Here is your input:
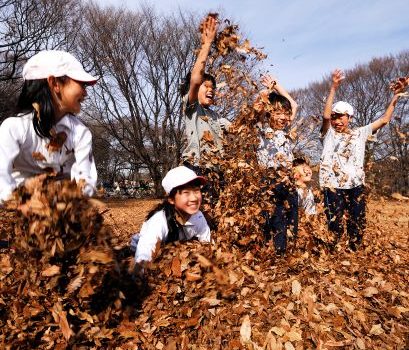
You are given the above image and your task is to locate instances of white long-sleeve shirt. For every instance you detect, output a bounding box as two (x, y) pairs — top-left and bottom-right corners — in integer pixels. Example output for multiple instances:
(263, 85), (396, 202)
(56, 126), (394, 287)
(134, 209), (211, 263)
(0, 112), (97, 202)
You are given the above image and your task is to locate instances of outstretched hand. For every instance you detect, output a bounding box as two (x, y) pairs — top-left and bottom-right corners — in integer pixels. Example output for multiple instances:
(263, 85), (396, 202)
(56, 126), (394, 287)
(390, 77), (409, 95)
(331, 69), (345, 88)
(200, 15), (218, 46)
(260, 74), (277, 90)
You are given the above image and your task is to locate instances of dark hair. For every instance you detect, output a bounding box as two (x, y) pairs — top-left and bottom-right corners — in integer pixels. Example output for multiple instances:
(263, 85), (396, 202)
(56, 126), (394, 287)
(268, 92), (292, 113)
(16, 76), (69, 138)
(145, 200), (182, 243)
(180, 72), (216, 97)
(292, 156), (310, 167)
(145, 178), (204, 243)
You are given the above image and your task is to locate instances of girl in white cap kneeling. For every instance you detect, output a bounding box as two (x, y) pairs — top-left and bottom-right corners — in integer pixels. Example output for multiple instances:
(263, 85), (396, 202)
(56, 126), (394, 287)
(0, 50), (98, 204)
(132, 166), (211, 264)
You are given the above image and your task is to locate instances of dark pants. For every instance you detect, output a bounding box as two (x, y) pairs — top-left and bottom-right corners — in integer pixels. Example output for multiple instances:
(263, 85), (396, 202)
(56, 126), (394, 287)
(263, 181), (298, 255)
(323, 185), (366, 250)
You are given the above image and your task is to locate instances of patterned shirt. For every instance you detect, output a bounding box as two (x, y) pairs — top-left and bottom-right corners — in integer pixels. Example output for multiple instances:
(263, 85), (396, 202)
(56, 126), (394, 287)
(319, 125), (373, 189)
(257, 129), (294, 170)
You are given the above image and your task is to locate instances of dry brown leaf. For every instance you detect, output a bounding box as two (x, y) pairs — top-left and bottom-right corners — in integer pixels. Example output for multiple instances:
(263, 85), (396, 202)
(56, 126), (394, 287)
(240, 315), (251, 344)
(171, 257), (182, 277)
(41, 265), (60, 277)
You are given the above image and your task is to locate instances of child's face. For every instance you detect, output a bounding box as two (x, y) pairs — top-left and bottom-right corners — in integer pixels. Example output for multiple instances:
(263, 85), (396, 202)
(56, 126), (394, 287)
(269, 110), (290, 130)
(51, 77), (88, 116)
(265, 131), (274, 139)
(169, 185), (202, 219)
(198, 80), (215, 107)
(331, 113), (350, 133)
(294, 164), (312, 184)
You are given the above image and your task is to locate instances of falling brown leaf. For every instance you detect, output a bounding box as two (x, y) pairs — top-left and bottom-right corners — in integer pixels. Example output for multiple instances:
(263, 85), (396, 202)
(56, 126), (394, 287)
(171, 257), (181, 277)
(41, 265), (60, 277)
(32, 152), (47, 162)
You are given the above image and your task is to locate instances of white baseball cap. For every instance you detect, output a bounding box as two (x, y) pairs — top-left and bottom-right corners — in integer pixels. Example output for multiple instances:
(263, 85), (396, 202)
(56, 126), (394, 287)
(265, 127), (274, 133)
(332, 101), (354, 116)
(22, 50), (98, 84)
(161, 166), (206, 194)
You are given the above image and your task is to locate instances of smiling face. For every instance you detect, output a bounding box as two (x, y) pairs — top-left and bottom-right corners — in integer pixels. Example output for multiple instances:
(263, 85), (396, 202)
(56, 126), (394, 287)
(50, 77), (88, 119)
(294, 163), (313, 186)
(198, 79), (215, 107)
(331, 113), (350, 133)
(270, 110), (291, 130)
(168, 184), (202, 222)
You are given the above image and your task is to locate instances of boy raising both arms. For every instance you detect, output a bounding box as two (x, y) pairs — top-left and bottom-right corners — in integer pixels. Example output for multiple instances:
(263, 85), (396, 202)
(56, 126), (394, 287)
(180, 15), (230, 171)
(320, 69), (407, 251)
(257, 75), (299, 255)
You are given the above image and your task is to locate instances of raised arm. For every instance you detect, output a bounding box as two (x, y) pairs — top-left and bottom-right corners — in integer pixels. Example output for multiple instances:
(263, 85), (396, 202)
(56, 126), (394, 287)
(371, 77), (409, 132)
(322, 69), (345, 134)
(188, 15), (218, 104)
(261, 75), (298, 122)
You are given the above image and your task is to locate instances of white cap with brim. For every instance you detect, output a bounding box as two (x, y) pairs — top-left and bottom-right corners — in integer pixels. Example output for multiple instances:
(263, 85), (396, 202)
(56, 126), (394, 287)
(161, 166), (206, 195)
(332, 101), (354, 116)
(22, 50), (98, 84)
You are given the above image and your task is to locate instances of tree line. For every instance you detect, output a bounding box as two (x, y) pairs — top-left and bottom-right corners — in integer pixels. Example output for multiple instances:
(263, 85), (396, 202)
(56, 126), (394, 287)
(0, 0), (407, 195)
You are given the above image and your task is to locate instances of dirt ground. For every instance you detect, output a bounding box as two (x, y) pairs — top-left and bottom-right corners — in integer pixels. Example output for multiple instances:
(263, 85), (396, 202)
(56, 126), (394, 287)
(102, 197), (409, 248)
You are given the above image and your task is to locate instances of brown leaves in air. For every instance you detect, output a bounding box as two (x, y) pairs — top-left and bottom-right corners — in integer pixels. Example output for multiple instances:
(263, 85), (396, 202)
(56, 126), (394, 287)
(47, 130), (67, 153)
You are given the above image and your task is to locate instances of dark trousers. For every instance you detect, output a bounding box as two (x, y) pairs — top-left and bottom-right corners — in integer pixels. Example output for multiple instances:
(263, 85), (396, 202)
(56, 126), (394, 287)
(323, 185), (366, 250)
(263, 181), (298, 254)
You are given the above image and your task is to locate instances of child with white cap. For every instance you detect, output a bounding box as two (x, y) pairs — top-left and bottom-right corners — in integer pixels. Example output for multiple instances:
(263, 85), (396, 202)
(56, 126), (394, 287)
(0, 50), (98, 203)
(132, 166), (211, 263)
(320, 69), (407, 250)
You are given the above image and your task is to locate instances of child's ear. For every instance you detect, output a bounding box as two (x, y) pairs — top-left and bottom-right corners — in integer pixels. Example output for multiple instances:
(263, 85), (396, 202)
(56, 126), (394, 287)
(47, 76), (60, 93)
(168, 197), (175, 205)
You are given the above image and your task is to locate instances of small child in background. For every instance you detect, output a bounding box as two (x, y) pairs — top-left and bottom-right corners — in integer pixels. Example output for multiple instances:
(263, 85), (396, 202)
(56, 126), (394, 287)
(293, 157), (317, 216)
(256, 75), (299, 255)
(132, 166), (211, 263)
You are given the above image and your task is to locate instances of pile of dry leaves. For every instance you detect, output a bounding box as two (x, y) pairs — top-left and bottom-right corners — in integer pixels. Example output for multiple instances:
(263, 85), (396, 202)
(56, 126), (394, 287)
(0, 175), (141, 349)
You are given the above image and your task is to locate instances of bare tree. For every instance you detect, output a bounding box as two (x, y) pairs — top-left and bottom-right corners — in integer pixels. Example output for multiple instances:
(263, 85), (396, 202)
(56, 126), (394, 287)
(0, 0), (82, 121)
(78, 4), (199, 194)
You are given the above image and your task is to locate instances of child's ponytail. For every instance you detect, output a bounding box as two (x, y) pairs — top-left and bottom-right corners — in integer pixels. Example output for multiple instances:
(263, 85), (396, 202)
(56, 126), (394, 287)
(16, 77), (68, 138)
(145, 196), (183, 243)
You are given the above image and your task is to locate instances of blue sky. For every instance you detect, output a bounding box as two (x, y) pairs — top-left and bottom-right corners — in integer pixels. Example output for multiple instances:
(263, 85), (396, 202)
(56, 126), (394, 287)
(100, 0), (409, 90)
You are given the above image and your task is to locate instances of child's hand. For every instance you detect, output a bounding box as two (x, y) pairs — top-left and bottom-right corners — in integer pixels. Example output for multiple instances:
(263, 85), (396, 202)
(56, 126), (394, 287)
(389, 77), (409, 95)
(200, 15), (218, 46)
(331, 69), (345, 88)
(261, 75), (277, 90)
